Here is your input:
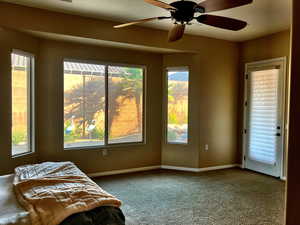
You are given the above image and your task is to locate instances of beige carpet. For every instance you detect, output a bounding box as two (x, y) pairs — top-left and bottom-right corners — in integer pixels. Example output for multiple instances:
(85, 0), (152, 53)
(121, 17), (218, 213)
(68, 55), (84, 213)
(94, 168), (285, 225)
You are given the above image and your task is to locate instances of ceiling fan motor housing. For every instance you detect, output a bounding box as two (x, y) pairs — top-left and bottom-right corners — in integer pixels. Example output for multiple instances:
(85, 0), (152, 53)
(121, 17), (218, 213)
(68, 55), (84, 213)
(170, 1), (205, 24)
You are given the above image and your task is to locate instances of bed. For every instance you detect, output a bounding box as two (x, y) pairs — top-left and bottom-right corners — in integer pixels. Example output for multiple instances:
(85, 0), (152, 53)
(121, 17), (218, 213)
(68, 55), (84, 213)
(0, 162), (125, 225)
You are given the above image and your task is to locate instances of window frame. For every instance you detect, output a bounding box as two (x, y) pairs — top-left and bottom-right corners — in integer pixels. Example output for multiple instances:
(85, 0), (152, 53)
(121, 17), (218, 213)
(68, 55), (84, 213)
(165, 66), (190, 145)
(63, 58), (146, 150)
(11, 49), (35, 157)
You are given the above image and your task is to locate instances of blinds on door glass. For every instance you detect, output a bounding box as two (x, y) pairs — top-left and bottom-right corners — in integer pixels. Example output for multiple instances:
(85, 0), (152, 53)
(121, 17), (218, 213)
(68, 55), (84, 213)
(248, 69), (279, 165)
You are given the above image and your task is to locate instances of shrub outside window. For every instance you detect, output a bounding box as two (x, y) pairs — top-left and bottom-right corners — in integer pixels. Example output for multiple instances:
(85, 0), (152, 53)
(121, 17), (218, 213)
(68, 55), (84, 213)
(166, 68), (189, 144)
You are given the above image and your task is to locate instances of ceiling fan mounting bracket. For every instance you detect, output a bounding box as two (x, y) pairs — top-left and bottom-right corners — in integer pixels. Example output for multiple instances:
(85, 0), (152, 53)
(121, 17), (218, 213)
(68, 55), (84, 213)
(194, 6), (205, 13)
(170, 1), (204, 23)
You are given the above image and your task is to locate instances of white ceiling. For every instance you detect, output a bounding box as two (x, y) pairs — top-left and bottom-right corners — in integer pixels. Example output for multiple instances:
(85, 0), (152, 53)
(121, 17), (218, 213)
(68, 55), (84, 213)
(1, 0), (291, 41)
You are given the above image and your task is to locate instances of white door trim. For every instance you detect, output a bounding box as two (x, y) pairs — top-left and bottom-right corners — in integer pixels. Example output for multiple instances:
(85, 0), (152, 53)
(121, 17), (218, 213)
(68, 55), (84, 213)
(242, 57), (287, 179)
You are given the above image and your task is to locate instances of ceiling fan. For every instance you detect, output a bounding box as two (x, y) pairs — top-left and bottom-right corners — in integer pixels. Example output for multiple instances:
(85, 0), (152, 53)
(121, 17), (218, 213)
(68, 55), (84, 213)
(114, 0), (253, 42)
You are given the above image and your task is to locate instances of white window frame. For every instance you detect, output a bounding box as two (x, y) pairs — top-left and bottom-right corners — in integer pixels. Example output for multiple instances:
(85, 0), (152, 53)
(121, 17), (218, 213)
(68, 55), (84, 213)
(11, 49), (35, 157)
(165, 66), (190, 145)
(63, 59), (146, 150)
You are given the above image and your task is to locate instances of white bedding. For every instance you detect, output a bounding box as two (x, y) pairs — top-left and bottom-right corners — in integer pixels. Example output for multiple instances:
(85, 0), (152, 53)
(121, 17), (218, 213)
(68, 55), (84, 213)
(0, 174), (30, 225)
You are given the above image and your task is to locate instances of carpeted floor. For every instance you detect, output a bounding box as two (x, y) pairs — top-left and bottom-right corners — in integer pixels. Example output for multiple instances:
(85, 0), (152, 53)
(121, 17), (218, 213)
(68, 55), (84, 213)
(94, 168), (285, 225)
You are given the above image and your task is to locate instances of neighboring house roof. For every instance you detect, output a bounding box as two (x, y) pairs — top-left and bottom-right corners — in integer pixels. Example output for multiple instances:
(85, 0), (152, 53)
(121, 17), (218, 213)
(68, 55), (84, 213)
(12, 54), (185, 81)
(11, 54), (127, 76)
(11, 53), (28, 69)
(64, 62), (131, 76)
(64, 61), (105, 74)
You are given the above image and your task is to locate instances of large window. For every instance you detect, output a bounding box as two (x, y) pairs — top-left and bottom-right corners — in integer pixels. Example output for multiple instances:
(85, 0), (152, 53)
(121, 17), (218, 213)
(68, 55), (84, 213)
(108, 66), (144, 144)
(166, 68), (189, 144)
(64, 60), (145, 149)
(11, 51), (35, 156)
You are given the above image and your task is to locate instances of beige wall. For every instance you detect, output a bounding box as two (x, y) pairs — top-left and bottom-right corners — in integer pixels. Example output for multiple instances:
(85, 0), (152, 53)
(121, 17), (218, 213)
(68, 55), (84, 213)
(0, 28), (164, 175)
(36, 40), (163, 174)
(162, 39), (239, 168)
(238, 30), (291, 173)
(0, 28), (240, 174)
(240, 30), (290, 63)
(0, 29), (39, 174)
(0, 2), (265, 174)
(0, 3), (242, 174)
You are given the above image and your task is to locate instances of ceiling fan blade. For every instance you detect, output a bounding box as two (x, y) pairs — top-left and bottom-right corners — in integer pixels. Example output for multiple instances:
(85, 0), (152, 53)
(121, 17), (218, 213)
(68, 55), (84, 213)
(196, 15), (247, 31)
(197, 0), (253, 13)
(114, 17), (169, 28)
(144, 0), (177, 11)
(168, 24), (185, 42)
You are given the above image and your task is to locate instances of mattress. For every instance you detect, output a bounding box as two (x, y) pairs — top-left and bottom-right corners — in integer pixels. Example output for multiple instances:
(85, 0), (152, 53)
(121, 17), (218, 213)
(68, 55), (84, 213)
(0, 174), (30, 225)
(0, 174), (125, 225)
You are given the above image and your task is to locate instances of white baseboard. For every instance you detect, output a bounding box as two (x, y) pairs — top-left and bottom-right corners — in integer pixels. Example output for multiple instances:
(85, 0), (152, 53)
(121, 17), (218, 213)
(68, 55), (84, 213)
(88, 164), (241, 178)
(198, 164), (241, 172)
(88, 165), (161, 178)
(162, 164), (240, 173)
(161, 165), (201, 172)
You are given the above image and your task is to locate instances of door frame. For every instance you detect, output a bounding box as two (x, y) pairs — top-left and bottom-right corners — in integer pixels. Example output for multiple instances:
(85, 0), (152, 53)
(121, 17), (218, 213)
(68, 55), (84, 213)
(242, 57), (287, 179)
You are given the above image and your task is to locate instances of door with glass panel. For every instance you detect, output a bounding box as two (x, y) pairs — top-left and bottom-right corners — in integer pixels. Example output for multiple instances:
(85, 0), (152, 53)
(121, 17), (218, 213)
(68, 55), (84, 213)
(244, 58), (286, 177)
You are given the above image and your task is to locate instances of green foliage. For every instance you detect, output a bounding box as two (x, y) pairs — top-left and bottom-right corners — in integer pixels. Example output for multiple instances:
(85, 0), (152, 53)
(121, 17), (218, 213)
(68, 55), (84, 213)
(122, 68), (143, 80)
(64, 133), (76, 143)
(64, 120), (77, 142)
(167, 130), (178, 141)
(168, 81), (189, 126)
(168, 83), (175, 103)
(64, 119), (105, 142)
(64, 120), (71, 131)
(168, 112), (179, 125)
(120, 67), (143, 99)
(168, 81), (188, 102)
(90, 127), (104, 140)
(12, 131), (27, 145)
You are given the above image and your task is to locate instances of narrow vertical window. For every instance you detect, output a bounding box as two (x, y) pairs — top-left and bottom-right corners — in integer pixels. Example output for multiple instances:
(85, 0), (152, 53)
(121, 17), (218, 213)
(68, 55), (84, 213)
(11, 51), (34, 156)
(167, 68), (189, 144)
(64, 61), (106, 148)
(108, 66), (144, 144)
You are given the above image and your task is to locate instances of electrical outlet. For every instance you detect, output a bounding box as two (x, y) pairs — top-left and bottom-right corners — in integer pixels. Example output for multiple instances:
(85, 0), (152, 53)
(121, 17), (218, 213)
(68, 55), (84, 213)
(205, 144), (209, 151)
(102, 149), (108, 156)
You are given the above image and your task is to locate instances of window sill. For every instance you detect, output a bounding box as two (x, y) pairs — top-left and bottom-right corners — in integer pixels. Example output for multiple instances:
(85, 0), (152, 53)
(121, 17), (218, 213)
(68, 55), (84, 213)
(166, 142), (189, 146)
(12, 151), (35, 159)
(64, 142), (146, 151)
